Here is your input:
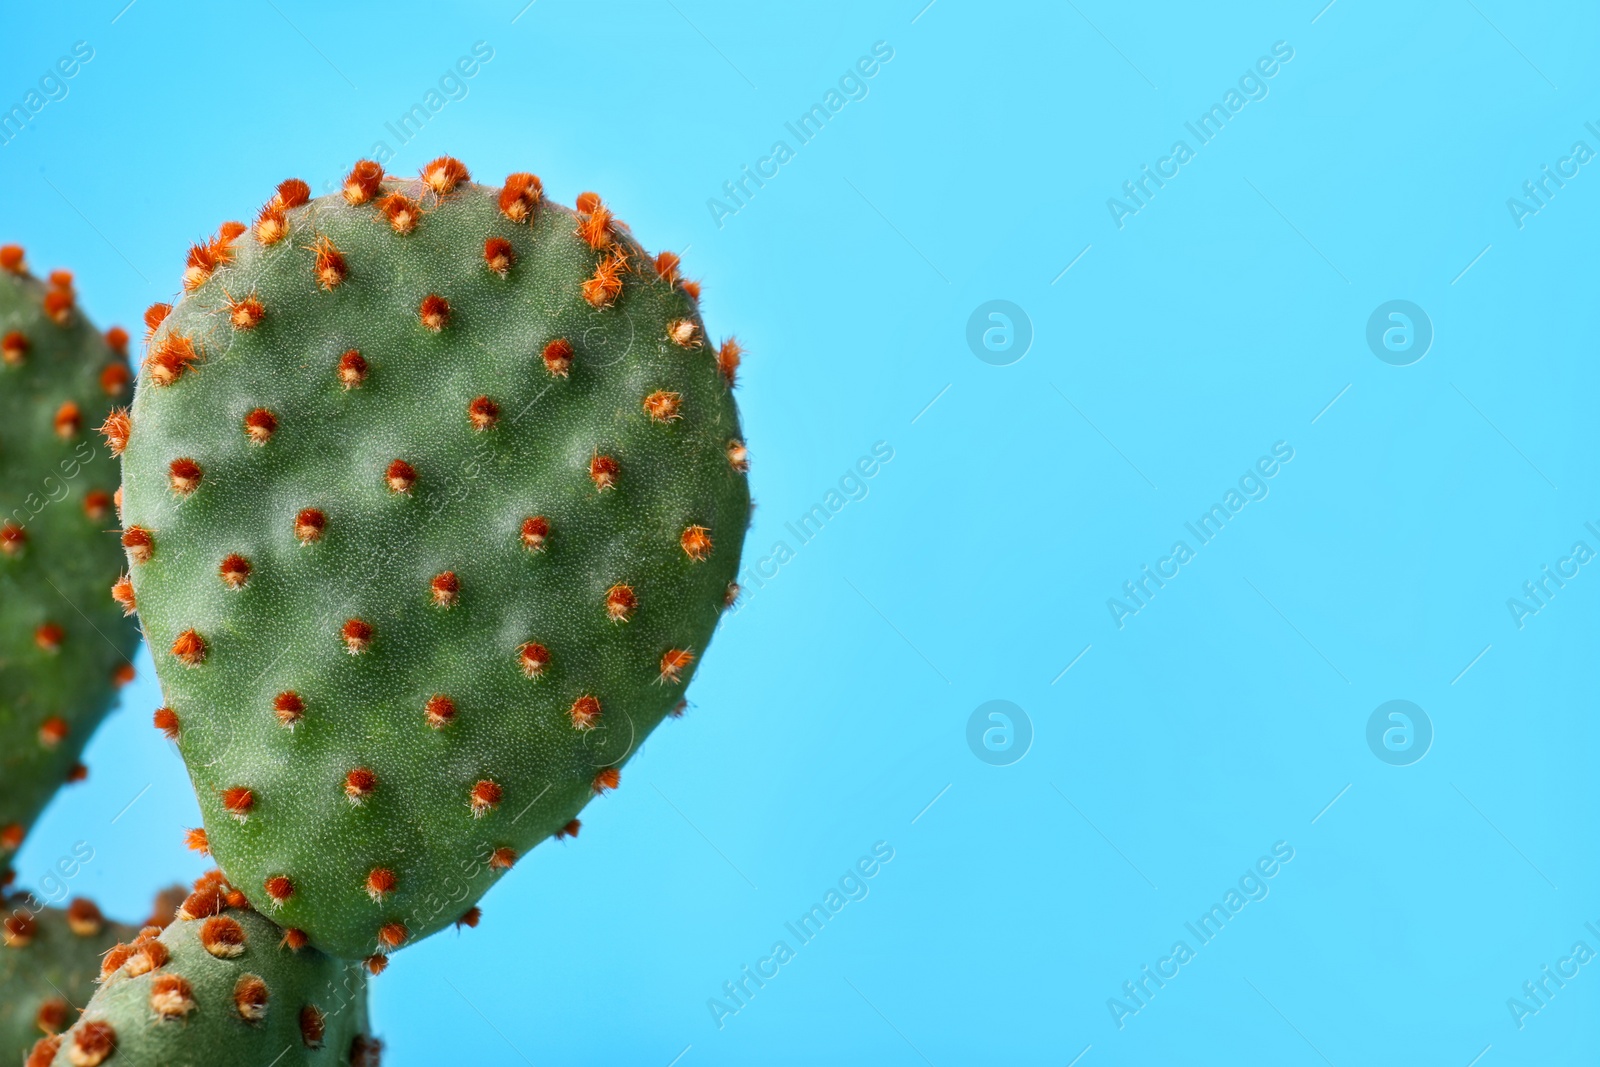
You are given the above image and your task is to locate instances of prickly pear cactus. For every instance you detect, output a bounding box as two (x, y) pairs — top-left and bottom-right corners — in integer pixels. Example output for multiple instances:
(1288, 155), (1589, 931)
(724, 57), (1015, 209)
(115, 159), (751, 958)
(38, 872), (377, 1067)
(0, 247), (140, 878)
(1, 894), (137, 1065)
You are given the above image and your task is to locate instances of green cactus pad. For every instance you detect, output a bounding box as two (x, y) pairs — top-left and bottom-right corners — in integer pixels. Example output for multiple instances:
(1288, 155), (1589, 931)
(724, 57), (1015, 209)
(42, 873), (376, 1067)
(1, 894), (137, 1066)
(0, 248), (140, 874)
(117, 160), (750, 958)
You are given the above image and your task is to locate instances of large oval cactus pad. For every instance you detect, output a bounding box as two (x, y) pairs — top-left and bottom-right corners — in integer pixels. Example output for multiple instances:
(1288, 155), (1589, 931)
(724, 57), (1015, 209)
(117, 161), (750, 958)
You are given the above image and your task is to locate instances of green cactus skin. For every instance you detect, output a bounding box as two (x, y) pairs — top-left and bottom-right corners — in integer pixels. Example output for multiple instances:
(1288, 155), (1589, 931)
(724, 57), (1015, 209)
(1, 894), (137, 1065)
(0, 247), (141, 878)
(41, 873), (377, 1067)
(116, 159), (751, 958)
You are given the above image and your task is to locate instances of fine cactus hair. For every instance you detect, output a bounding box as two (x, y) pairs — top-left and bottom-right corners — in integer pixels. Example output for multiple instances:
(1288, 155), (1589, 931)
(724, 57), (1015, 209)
(0, 246), (140, 877)
(114, 158), (751, 958)
(1, 893), (138, 1065)
(38, 870), (376, 1067)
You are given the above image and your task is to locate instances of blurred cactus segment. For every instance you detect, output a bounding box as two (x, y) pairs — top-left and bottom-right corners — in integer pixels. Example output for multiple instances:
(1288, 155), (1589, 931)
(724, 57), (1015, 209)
(0, 246), (140, 882)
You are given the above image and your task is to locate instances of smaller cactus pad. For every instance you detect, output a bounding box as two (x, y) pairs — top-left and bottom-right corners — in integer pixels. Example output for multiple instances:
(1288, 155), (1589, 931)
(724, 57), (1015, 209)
(39, 871), (376, 1067)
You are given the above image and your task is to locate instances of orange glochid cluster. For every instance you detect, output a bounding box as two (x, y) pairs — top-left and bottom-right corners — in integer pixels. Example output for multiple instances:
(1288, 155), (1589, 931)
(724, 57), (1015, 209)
(149, 973), (196, 1020)
(582, 248), (628, 308)
(1, 330), (25, 365)
(589, 453), (619, 490)
(225, 292), (265, 330)
(422, 156), (470, 195)
(644, 389), (682, 422)
(381, 193), (420, 234)
(343, 160), (384, 205)
(468, 395), (499, 430)
(219, 553), (251, 588)
(121, 525), (153, 562)
(469, 780), (502, 816)
(574, 191), (612, 246)
(517, 641), (549, 678)
(718, 337), (742, 386)
(680, 525), (712, 561)
(419, 294), (450, 330)
(221, 786), (254, 820)
(42, 271), (75, 324)
(425, 694), (456, 729)
(52, 401), (80, 438)
(606, 583), (636, 622)
(312, 236), (347, 290)
(431, 570), (459, 607)
(100, 358), (132, 396)
(3, 911), (36, 947)
(183, 223), (244, 292)
(386, 459), (417, 493)
(264, 875), (295, 906)
(168, 457), (203, 495)
(542, 337), (573, 376)
(29, 622), (62, 655)
(295, 507), (327, 543)
(0, 524), (25, 556)
(84, 489), (113, 521)
(339, 349), (368, 388)
(660, 648), (695, 684)
(300, 1004), (327, 1048)
(569, 695), (601, 731)
(145, 333), (198, 386)
(36, 998), (69, 1033)
(200, 914), (246, 957)
(521, 515), (549, 551)
(235, 974), (269, 1021)
(484, 236), (514, 275)
(256, 177), (310, 245)
(668, 319), (698, 348)
(499, 173), (542, 222)
(62, 1021), (115, 1067)
(170, 628), (206, 667)
(275, 691), (305, 728)
(143, 302), (171, 336)
(153, 706), (179, 741)
(345, 767), (377, 803)
(367, 867), (397, 901)
(244, 407), (277, 443)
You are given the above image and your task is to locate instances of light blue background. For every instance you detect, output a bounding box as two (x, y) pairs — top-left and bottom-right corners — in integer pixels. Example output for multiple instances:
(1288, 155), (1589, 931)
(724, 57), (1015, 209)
(6, 1), (1599, 1064)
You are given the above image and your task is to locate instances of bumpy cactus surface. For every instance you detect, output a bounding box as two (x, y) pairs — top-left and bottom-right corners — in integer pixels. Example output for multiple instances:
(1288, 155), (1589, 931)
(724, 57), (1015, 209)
(0, 247), (140, 879)
(1, 893), (137, 1065)
(115, 159), (751, 958)
(38, 871), (376, 1067)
